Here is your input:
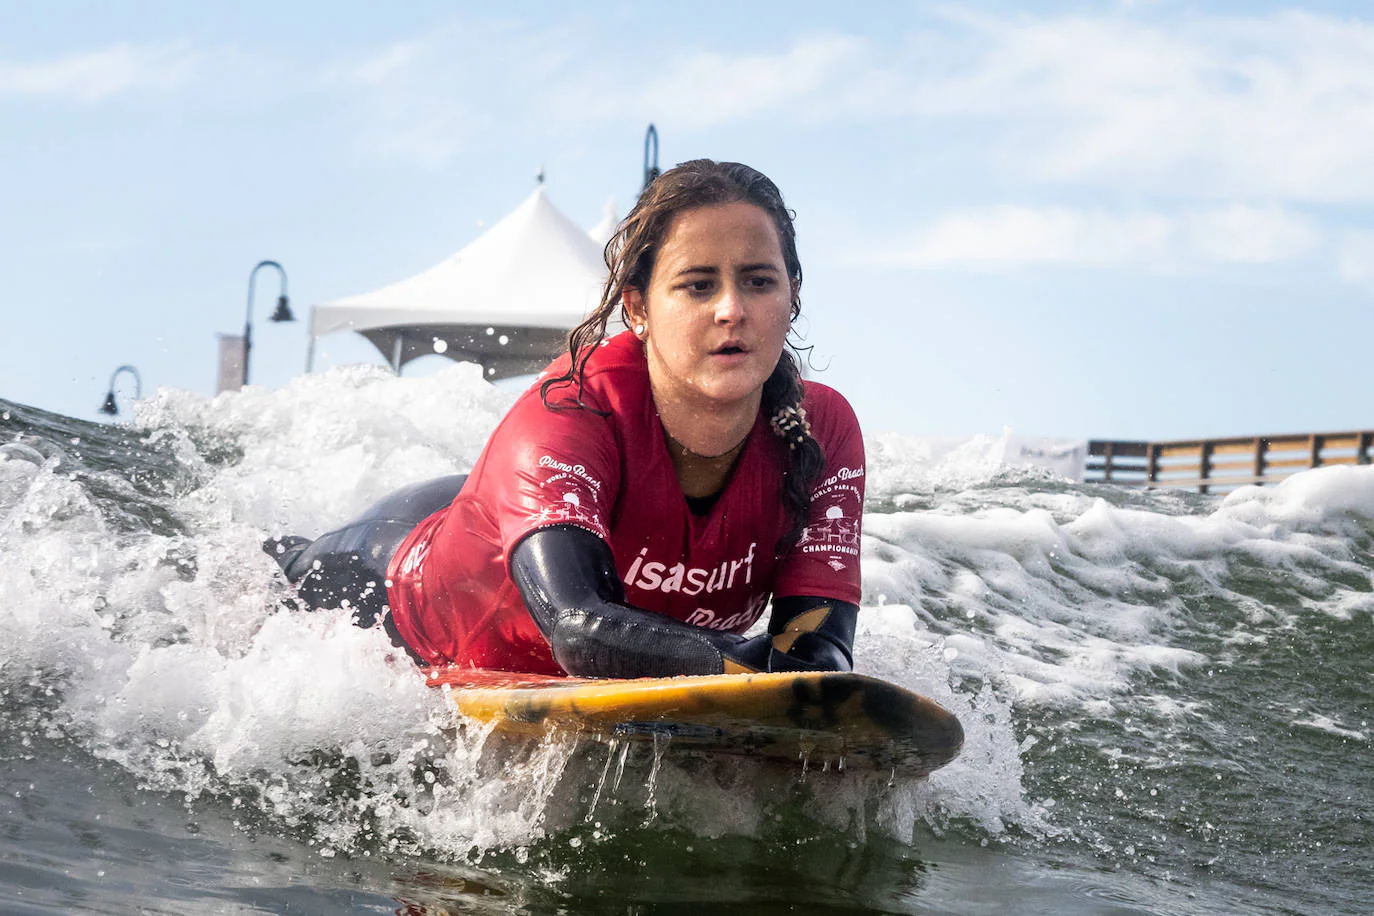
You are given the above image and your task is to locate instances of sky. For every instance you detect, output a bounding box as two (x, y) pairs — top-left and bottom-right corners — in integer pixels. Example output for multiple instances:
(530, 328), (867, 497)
(2, 0), (1372, 441)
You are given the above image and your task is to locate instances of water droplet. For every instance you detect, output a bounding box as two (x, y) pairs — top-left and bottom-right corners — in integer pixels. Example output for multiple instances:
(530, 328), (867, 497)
(433, 338), (448, 354)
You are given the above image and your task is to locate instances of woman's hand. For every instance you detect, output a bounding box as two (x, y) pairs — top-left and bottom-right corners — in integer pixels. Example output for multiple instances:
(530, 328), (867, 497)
(766, 631), (851, 672)
(764, 597), (858, 673)
(721, 632), (773, 673)
(726, 629), (849, 673)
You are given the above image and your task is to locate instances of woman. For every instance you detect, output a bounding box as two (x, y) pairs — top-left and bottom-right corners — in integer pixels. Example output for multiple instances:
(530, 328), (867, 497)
(271, 160), (865, 679)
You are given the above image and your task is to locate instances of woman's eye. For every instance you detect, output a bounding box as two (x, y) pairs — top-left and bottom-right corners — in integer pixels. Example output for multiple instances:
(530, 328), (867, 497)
(748, 276), (774, 288)
(686, 280), (712, 293)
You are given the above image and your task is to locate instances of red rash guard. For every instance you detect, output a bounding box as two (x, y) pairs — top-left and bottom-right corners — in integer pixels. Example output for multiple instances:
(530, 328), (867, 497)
(386, 331), (865, 674)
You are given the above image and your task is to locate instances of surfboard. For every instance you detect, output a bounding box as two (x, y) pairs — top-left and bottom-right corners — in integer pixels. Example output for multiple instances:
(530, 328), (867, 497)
(424, 668), (963, 777)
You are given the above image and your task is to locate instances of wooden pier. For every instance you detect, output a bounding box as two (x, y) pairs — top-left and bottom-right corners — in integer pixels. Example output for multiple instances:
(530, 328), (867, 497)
(1087, 431), (1374, 493)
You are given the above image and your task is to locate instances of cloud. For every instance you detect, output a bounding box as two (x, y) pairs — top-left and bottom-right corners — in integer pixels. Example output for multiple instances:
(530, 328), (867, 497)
(519, 9), (1374, 203)
(331, 41), (427, 90)
(0, 43), (197, 102)
(628, 34), (868, 129)
(894, 10), (1374, 202)
(533, 9), (1374, 203)
(1338, 232), (1374, 284)
(35, 7), (1357, 199)
(866, 204), (1321, 271)
(316, 38), (482, 166)
(317, 23), (580, 167)
(871, 207), (1170, 268)
(1182, 206), (1322, 264)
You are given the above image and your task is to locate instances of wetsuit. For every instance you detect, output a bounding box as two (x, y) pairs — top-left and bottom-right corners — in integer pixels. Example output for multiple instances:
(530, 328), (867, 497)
(270, 331), (865, 678)
(267, 475), (469, 661)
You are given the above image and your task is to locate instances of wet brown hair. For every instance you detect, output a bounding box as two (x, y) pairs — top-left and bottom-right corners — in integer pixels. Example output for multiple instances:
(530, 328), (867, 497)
(540, 159), (824, 546)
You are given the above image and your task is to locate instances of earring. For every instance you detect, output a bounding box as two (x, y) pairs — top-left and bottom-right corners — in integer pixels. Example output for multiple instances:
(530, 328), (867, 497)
(634, 323), (646, 336)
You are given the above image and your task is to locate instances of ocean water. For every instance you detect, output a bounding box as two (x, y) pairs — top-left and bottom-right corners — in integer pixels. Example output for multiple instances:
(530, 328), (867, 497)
(1, 365), (1369, 915)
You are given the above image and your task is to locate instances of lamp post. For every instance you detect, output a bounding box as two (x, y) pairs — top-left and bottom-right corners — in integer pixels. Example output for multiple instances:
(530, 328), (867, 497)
(243, 260), (293, 387)
(643, 123), (660, 190)
(99, 365), (142, 417)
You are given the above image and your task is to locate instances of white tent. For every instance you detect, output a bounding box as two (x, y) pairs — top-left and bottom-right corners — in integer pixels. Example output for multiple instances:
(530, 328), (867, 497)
(308, 185), (609, 380)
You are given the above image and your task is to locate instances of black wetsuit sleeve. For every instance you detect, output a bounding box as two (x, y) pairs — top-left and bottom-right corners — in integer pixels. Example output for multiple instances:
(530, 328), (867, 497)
(765, 595), (859, 672)
(509, 526), (771, 678)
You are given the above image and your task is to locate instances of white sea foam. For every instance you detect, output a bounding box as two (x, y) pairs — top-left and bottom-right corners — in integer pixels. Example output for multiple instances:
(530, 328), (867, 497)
(862, 452), (1374, 719)
(1289, 712), (1369, 742)
(4, 365), (1374, 859)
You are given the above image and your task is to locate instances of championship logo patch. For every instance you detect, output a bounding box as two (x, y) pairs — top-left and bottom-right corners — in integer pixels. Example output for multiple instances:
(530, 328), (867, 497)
(801, 465), (863, 558)
(797, 505), (861, 556)
(529, 454), (608, 536)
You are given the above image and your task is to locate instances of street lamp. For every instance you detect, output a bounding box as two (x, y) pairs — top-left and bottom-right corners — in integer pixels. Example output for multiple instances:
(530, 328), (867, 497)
(243, 260), (293, 387)
(99, 365), (142, 417)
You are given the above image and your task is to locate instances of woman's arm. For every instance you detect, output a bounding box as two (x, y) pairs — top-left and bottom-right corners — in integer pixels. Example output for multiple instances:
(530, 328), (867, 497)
(510, 525), (772, 678)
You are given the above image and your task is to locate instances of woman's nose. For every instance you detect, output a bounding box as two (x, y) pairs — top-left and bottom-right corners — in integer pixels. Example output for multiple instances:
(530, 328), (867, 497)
(714, 287), (744, 323)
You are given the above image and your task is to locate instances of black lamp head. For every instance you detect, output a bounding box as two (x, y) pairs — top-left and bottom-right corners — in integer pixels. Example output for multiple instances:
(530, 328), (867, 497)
(99, 391), (119, 416)
(270, 294), (294, 323)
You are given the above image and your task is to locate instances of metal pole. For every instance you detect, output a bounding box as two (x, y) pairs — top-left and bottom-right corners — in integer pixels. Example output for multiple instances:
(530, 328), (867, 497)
(243, 259), (289, 387)
(643, 124), (660, 190)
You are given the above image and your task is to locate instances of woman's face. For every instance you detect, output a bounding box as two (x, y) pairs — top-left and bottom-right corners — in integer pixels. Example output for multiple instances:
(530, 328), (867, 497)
(624, 201), (796, 415)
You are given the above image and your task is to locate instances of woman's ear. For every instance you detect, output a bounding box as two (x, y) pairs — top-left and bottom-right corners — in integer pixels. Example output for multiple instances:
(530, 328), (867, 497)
(623, 287), (646, 333)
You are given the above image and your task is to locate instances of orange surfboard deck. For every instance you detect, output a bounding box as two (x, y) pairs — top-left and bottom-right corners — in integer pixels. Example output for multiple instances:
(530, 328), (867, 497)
(425, 668), (963, 777)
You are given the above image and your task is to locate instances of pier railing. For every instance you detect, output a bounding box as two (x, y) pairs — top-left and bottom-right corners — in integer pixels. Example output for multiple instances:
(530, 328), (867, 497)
(1087, 431), (1374, 493)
